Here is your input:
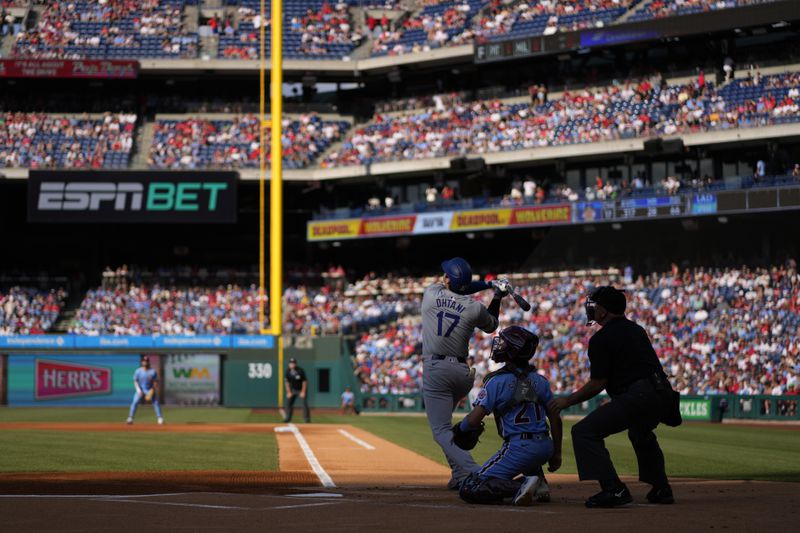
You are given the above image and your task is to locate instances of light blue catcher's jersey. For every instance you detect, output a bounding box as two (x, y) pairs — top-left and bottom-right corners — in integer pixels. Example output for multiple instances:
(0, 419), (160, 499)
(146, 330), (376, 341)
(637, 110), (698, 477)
(473, 368), (553, 439)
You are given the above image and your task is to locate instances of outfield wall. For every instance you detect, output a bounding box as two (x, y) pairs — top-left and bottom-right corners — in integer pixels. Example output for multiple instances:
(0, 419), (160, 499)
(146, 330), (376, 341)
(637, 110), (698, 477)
(0, 336), (352, 409)
(1, 338), (797, 420)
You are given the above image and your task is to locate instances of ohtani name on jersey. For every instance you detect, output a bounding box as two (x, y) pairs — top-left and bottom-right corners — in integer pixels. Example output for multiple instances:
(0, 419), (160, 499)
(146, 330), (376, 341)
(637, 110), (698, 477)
(436, 299), (465, 313)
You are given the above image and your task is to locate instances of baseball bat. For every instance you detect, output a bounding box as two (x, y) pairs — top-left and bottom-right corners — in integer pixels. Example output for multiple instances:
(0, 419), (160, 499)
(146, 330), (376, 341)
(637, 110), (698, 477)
(509, 288), (532, 312)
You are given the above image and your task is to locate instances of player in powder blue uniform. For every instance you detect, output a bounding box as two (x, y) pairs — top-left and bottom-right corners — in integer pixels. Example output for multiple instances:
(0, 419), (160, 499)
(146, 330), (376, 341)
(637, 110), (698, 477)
(453, 326), (563, 506)
(127, 356), (163, 425)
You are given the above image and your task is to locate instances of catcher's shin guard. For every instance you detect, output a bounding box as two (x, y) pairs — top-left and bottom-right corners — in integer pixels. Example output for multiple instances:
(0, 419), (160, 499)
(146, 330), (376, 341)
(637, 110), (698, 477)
(459, 473), (522, 504)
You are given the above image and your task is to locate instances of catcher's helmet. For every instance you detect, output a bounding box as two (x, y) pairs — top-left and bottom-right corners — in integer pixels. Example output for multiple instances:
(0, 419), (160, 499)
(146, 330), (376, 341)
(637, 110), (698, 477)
(441, 257), (473, 294)
(490, 326), (539, 364)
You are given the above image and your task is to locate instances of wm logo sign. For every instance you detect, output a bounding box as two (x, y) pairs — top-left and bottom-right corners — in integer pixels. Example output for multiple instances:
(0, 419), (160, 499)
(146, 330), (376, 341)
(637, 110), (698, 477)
(171, 367), (212, 379)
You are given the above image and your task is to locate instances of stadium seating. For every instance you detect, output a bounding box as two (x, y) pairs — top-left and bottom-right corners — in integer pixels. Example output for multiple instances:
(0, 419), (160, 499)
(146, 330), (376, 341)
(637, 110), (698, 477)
(70, 282), (264, 335)
(628, 0), (781, 22)
(475, 0), (638, 43)
(349, 265), (800, 396)
(371, 0), (484, 57)
(324, 71), (800, 167)
(0, 287), (67, 335)
(147, 113), (349, 169)
(0, 112), (136, 169)
(219, 0), (361, 60)
(12, 1), (199, 59)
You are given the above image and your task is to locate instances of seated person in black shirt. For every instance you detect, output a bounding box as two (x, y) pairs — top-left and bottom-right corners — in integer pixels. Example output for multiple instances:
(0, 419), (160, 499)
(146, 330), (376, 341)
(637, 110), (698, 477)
(549, 286), (675, 508)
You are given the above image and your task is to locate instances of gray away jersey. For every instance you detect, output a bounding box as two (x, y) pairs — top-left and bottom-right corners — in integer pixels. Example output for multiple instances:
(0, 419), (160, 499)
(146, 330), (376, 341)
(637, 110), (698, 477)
(422, 283), (499, 358)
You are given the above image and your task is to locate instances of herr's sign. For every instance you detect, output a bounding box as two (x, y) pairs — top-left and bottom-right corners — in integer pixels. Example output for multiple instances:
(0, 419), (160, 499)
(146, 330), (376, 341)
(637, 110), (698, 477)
(28, 171), (238, 223)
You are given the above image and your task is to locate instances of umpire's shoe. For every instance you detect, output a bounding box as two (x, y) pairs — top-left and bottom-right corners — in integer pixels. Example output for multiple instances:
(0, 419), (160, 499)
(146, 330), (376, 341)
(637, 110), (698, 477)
(646, 485), (675, 504)
(585, 486), (633, 508)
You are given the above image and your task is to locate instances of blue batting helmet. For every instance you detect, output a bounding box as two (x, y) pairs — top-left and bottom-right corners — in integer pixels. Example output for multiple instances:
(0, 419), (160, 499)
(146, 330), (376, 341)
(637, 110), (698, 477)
(441, 257), (473, 294)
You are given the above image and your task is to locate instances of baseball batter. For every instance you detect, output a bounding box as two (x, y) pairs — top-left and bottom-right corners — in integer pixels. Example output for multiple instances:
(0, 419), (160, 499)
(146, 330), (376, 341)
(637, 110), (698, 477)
(127, 356), (163, 425)
(422, 257), (507, 488)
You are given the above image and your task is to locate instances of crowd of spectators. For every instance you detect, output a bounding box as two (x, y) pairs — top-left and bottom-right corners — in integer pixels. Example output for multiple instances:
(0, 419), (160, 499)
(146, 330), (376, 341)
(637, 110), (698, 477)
(147, 113), (347, 169)
(70, 281), (264, 335)
(473, 0), (636, 41)
(285, 278), (419, 337)
(12, 0), (198, 59)
(349, 263), (800, 397)
(323, 70), (800, 167)
(630, 0), (781, 22)
(371, 0), (479, 56)
(218, 1), (360, 59)
(0, 112), (136, 168)
(292, 1), (362, 56)
(0, 287), (67, 335)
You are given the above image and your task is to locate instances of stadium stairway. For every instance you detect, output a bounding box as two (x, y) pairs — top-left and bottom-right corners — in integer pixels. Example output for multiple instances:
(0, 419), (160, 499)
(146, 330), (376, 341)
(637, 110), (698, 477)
(185, 2), (201, 34)
(50, 292), (85, 334)
(616, 0), (650, 24)
(131, 120), (156, 170)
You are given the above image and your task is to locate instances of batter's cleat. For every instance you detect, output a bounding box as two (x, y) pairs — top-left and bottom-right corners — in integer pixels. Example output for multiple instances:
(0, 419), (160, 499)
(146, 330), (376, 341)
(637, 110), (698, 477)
(512, 475), (541, 506)
(585, 486), (633, 508)
(535, 477), (551, 503)
(646, 485), (674, 504)
(126, 417), (133, 425)
(157, 417), (164, 425)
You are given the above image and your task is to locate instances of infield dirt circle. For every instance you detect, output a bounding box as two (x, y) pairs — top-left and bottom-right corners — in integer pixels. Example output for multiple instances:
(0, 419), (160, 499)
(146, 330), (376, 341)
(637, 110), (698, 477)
(0, 422), (796, 532)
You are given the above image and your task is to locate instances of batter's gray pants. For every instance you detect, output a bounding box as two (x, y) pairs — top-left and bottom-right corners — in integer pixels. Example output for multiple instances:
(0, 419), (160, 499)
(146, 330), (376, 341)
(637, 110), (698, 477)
(423, 356), (480, 483)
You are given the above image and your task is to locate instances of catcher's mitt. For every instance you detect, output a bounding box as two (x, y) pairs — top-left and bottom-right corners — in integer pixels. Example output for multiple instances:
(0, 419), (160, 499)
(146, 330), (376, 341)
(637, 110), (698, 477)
(144, 389), (155, 402)
(452, 421), (484, 450)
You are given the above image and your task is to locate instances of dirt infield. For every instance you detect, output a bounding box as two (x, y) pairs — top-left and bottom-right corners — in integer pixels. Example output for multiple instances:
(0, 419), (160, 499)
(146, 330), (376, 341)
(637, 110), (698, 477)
(0, 422), (280, 433)
(1, 422), (798, 532)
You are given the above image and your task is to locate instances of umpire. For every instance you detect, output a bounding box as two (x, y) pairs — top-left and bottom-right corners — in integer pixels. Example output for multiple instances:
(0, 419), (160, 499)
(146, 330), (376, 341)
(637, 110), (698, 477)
(284, 358), (311, 423)
(549, 286), (677, 508)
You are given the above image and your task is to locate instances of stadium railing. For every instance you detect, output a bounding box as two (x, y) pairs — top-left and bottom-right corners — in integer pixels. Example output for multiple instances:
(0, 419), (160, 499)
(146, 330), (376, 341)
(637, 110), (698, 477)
(353, 392), (800, 421)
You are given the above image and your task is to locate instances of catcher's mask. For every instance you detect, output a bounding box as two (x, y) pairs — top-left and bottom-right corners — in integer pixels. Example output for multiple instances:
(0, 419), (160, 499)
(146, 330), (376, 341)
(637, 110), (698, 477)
(490, 326), (539, 365)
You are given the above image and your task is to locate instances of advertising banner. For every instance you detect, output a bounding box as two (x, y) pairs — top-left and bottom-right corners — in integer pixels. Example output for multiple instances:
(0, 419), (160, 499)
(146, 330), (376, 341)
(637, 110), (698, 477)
(232, 335), (275, 349)
(450, 208), (513, 230)
(307, 218), (361, 240)
(510, 205), (571, 226)
(163, 354), (220, 406)
(0, 335), (274, 350)
(0, 335), (72, 349)
(307, 203), (574, 241)
(575, 201), (606, 222)
(360, 215), (416, 237)
(28, 171), (238, 224)
(680, 398), (712, 421)
(691, 193), (718, 215)
(7, 354), (140, 406)
(0, 59), (139, 79)
(413, 212), (453, 234)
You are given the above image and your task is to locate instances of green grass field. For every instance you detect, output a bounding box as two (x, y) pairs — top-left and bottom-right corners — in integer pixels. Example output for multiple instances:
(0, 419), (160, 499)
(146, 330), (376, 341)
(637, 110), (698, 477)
(0, 407), (797, 481)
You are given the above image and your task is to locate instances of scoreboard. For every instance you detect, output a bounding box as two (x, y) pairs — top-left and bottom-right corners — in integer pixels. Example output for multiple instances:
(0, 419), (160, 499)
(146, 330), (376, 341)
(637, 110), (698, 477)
(575, 187), (799, 225)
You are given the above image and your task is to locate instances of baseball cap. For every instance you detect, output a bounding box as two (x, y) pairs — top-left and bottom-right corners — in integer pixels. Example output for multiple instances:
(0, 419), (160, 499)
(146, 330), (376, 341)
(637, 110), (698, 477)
(141, 356), (150, 363)
(289, 358), (297, 363)
(590, 286), (627, 314)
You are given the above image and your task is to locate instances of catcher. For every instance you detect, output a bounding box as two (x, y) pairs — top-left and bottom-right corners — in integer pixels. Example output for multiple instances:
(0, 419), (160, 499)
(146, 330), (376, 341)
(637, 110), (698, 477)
(127, 356), (164, 425)
(453, 326), (562, 506)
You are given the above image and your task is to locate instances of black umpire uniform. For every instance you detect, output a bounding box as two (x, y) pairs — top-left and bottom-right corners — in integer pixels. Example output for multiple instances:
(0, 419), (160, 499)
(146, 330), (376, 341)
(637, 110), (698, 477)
(284, 358), (311, 423)
(549, 286), (677, 508)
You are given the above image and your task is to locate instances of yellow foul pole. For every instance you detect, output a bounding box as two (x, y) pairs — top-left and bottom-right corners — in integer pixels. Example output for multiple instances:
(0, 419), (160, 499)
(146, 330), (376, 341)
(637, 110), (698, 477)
(260, 0), (284, 407)
(270, 0), (285, 407)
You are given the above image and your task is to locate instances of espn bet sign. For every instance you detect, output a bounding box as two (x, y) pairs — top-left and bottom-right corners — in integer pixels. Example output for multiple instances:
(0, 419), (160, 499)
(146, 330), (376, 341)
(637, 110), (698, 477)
(28, 171), (237, 223)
